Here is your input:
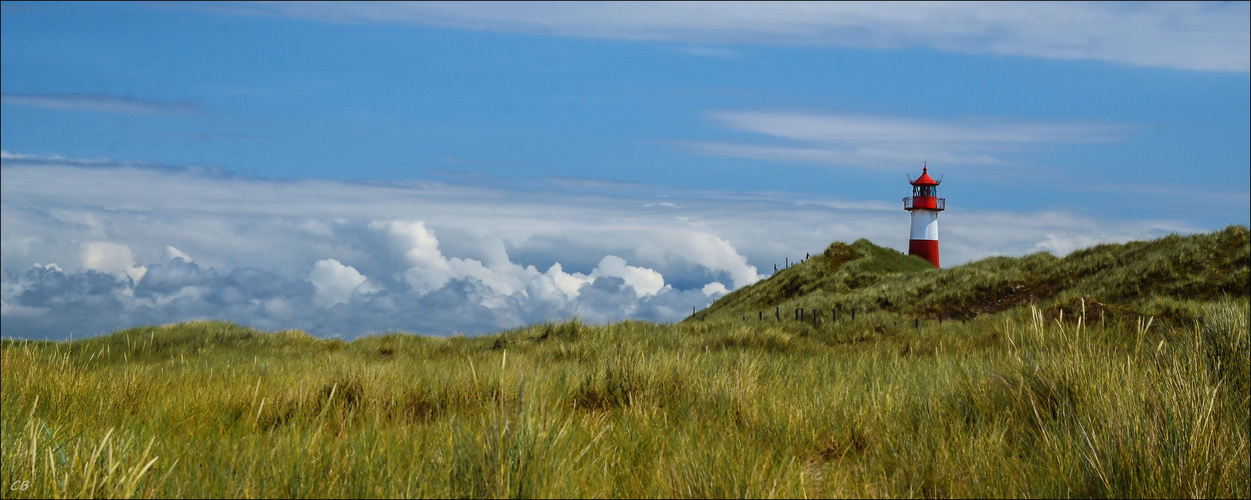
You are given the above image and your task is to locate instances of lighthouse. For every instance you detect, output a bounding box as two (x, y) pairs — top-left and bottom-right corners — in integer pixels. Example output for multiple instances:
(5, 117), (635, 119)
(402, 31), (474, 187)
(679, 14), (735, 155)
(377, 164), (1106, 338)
(904, 164), (945, 268)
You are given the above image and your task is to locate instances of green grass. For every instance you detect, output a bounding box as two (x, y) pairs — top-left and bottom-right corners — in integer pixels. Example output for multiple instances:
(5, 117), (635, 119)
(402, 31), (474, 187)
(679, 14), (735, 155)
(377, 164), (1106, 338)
(694, 225), (1249, 327)
(1, 227), (1248, 498)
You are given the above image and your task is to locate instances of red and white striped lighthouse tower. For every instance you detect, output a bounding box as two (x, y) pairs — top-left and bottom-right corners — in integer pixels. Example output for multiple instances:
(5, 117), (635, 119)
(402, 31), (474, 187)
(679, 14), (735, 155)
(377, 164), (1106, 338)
(904, 164), (945, 268)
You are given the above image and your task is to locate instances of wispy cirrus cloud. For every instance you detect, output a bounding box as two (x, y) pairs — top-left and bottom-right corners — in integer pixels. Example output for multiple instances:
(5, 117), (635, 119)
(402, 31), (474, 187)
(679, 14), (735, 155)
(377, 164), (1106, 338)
(683, 111), (1141, 168)
(679, 141), (1010, 168)
(1, 93), (200, 114)
(217, 2), (1250, 72)
(710, 111), (1139, 146)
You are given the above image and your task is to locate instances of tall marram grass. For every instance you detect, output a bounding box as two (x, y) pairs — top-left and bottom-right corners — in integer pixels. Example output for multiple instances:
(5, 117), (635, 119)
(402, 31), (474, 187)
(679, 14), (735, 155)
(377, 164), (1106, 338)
(2, 298), (1247, 498)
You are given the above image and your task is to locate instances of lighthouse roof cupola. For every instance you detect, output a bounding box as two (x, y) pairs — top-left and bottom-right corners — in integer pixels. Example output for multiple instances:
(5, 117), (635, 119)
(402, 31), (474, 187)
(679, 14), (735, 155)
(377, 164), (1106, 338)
(904, 163), (945, 212)
(910, 165), (940, 187)
(909, 165), (941, 199)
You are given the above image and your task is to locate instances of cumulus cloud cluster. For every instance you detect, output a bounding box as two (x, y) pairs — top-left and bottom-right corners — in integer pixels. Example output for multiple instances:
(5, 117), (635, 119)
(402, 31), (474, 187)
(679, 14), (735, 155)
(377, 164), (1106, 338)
(1, 152), (1194, 340)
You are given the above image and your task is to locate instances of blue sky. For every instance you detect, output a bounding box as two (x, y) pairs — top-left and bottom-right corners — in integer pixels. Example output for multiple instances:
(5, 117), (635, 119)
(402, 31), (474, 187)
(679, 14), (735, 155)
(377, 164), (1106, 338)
(2, 2), (1248, 339)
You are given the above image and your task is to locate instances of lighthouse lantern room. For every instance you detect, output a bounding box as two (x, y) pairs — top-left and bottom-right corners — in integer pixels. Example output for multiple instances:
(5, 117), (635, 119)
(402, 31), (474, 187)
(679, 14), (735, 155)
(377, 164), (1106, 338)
(904, 164), (945, 268)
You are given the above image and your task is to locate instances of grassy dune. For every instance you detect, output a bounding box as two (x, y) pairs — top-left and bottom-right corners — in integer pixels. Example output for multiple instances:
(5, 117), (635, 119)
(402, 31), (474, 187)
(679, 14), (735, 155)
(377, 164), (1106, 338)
(1, 228), (1248, 498)
(696, 225), (1249, 326)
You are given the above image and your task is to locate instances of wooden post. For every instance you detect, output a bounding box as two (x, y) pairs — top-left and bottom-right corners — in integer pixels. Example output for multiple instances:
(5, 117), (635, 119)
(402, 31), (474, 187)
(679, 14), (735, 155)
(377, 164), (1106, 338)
(851, 308), (856, 321)
(759, 311), (763, 321)
(832, 308), (837, 322)
(915, 318), (920, 329)
(776, 306), (780, 320)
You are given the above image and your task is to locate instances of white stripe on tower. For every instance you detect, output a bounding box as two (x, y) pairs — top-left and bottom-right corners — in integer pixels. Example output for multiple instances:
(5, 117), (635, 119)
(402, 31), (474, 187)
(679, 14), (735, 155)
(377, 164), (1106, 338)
(909, 210), (939, 241)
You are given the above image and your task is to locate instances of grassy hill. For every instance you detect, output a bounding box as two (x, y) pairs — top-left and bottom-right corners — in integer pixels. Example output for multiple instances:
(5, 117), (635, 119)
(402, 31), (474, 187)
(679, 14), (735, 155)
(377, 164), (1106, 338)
(691, 225), (1250, 326)
(1, 227), (1247, 498)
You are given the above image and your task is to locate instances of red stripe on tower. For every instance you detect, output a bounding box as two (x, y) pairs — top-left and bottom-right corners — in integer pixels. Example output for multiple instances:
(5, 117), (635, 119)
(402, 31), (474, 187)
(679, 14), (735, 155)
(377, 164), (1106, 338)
(903, 164), (944, 268)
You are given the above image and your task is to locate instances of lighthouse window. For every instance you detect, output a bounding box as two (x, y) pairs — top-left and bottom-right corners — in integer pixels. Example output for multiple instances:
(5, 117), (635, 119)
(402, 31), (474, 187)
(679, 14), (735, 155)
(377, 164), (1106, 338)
(913, 185), (935, 197)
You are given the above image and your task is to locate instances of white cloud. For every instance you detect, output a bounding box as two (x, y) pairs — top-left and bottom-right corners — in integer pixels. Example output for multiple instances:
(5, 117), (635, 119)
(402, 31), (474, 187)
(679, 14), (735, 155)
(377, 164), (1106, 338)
(374, 220), (534, 297)
(685, 112), (1140, 169)
(710, 112), (1137, 146)
(165, 246), (193, 262)
(702, 282), (729, 297)
(680, 142), (1009, 168)
(636, 231), (762, 289)
(589, 255), (665, 298)
(229, 2), (1250, 72)
(310, 259), (373, 307)
(544, 263), (588, 300)
(0, 152), (1204, 340)
(81, 241), (146, 282)
(0, 93), (200, 114)
(376, 220), (455, 295)
(678, 46), (743, 59)
(373, 220), (670, 300)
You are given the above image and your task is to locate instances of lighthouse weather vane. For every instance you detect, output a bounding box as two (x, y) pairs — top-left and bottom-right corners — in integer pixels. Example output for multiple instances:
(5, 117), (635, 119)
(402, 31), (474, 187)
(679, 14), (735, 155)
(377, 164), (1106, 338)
(904, 163), (945, 268)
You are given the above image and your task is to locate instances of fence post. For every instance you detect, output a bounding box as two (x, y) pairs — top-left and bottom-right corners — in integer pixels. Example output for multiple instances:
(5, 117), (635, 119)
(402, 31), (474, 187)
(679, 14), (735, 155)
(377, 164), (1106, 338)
(759, 311), (763, 321)
(776, 306), (780, 320)
(832, 308), (837, 322)
(915, 318), (919, 329)
(852, 308), (856, 321)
